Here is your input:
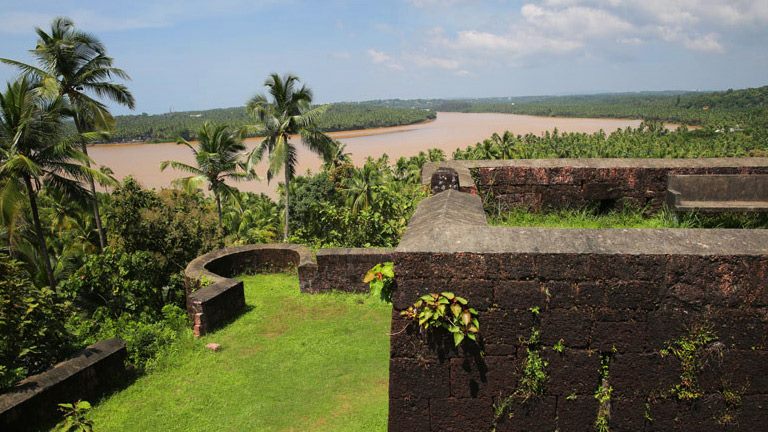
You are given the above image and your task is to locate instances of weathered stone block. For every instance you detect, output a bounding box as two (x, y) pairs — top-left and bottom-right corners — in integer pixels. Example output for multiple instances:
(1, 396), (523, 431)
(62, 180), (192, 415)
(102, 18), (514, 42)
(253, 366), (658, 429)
(541, 308), (593, 348)
(450, 355), (518, 399)
(544, 349), (600, 396)
(428, 397), (494, 431)
(389, 358), (450, 400)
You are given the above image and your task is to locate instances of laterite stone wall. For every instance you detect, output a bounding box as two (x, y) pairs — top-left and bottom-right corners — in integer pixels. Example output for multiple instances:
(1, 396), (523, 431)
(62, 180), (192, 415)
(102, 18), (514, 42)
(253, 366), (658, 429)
(422, 158), (768, 212)
(0, 339), (128, 431)
(312, 248), (393, 294)
(388, 189), (768, 431)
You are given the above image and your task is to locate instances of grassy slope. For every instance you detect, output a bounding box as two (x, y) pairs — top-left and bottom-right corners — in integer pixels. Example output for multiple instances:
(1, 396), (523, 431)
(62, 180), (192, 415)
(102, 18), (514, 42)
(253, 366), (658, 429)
(88, 274), (391, 432)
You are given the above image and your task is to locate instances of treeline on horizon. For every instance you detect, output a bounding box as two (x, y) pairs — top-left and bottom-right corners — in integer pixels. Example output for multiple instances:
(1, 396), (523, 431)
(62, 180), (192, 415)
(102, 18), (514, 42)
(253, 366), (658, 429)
(106, 103), (436, 143)
(368, 85), (768, 127)
(107, 85), (768, 143)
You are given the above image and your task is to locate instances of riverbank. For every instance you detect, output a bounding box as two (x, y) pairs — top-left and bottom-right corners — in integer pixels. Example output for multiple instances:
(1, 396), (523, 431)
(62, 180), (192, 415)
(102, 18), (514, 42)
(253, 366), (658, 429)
(87, 112), (652, 198)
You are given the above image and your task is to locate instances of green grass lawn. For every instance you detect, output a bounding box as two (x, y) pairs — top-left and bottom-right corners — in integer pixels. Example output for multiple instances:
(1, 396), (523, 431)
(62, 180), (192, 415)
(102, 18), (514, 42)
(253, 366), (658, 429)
(88, 274), (391, 432)
(491, 207), (768, 229)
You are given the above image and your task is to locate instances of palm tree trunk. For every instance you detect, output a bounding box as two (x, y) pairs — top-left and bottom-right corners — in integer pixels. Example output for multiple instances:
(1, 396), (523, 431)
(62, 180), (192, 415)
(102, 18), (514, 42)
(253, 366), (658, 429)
(23, 175), (55, 290)
(215, 192), (223, 229)
(80, 141), (106, 252)
(283, 160), (290, 242)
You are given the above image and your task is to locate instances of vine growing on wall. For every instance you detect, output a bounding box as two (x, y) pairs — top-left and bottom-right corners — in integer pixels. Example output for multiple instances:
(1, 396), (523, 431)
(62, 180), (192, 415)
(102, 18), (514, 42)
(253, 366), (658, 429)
(401, 292), (480, 346)
(660, 326), (720, 401)
(492, 307), (549, 430)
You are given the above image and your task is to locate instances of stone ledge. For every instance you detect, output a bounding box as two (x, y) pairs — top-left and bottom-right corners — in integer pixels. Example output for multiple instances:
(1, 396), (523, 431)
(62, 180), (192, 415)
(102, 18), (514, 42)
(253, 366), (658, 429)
(184, 244), (316, 336)
(0, 339), (127, 431)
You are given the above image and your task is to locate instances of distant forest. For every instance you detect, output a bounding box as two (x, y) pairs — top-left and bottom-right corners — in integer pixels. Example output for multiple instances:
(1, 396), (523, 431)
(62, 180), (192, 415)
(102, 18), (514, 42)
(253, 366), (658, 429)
(367, 85), (768, 127)
(107, 103), (436, 143)
(107, 85), (767, 143)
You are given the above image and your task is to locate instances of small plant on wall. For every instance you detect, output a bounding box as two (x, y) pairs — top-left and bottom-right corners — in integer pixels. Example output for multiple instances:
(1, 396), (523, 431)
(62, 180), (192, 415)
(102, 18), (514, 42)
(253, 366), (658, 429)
(363, 262), (396, 302)
(401, 292), (480, 346)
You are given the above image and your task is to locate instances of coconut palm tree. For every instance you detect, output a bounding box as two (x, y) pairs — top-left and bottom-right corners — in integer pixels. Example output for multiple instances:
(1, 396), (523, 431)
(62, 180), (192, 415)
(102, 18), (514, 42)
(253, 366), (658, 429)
(0, 77), (110, 289)
(246, 73), (335, 241)
(343, 161), (384, 214)
(160, 122), (256, 228)
(1, 17), (135, 251)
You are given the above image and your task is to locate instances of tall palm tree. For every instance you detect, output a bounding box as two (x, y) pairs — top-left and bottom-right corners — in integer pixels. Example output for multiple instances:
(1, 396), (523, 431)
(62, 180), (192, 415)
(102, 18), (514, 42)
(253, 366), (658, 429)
(246, 73), (335, 241)
(0, 77), (110, 289)
(2, 17), (135, 251)
(160, 122), (256, 228)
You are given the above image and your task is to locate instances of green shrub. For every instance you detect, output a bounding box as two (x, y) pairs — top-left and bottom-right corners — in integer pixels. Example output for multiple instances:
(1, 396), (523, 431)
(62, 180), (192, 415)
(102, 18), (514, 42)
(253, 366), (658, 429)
(69, 305), (189, 372)
(61, 246), (184, 317)
(0, 256), (73, 389)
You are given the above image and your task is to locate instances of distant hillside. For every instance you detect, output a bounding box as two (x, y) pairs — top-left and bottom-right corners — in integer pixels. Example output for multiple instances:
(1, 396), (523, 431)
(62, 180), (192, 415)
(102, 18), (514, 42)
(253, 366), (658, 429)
(109, 103), (436, 143)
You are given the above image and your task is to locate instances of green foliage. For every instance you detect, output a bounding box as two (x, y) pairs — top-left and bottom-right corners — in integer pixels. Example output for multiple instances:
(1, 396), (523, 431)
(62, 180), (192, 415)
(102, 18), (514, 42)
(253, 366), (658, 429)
(363, 262), (395, 303)
(54, 400), (94, 432)
(0, 255), (73, 389)
(101, 103), (435, 143)
(287, 158), (426, 248)
(222, 192), (281, 244)
(69, 304), (189, 372)
(493, 308), (548, 428)
(660, 326), (719, 401)
(105, 177), (222, 271)
(594, 354), (613, 432)
(401, 292), (480, 346)
(516, 328), (548, 400)
(454, 122), (767, 161)
(553, 338), (565, 353)
(60, 246), (182, 317)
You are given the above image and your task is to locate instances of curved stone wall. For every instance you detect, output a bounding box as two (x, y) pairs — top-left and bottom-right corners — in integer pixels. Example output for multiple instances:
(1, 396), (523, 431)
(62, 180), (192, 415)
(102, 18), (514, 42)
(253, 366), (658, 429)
(184, 244), (316, 336)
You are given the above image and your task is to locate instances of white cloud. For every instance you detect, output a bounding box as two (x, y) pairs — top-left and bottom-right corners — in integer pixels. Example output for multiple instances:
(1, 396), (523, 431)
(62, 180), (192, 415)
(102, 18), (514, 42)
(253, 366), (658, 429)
(682, 33), (725, 53)
(367, 49), (392, 64)
(450, 29), (581, 56)
(521, 3), (634, 37)
(367, 49), (404, 70)
(408, 55), (461, 70)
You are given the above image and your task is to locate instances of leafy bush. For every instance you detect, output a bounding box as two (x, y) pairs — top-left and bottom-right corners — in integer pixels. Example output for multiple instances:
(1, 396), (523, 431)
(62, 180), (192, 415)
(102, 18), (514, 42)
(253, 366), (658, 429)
(0, 256), (73, 389)
(104, 177), (222, 268)
(61, 247), (184, 317)
(69, 305), (189, 372)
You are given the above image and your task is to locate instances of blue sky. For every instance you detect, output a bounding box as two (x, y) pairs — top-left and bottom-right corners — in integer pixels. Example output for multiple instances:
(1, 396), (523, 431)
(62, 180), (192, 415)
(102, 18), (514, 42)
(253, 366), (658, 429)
(1, 0), (767, 115)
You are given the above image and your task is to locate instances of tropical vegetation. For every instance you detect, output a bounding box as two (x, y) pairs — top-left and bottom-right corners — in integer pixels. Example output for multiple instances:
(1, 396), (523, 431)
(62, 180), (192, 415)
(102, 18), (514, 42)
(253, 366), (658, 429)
(246, 73), (336, 240)
(2, 17), (136, 250)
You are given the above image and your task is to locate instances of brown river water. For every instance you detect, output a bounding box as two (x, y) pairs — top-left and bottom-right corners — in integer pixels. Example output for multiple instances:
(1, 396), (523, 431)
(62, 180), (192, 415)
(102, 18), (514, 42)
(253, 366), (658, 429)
(88, 112), (647, 198)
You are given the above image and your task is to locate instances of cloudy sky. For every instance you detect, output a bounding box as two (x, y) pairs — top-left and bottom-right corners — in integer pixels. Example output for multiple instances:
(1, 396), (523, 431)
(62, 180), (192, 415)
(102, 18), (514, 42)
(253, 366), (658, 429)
(1, 0), (766, 114)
